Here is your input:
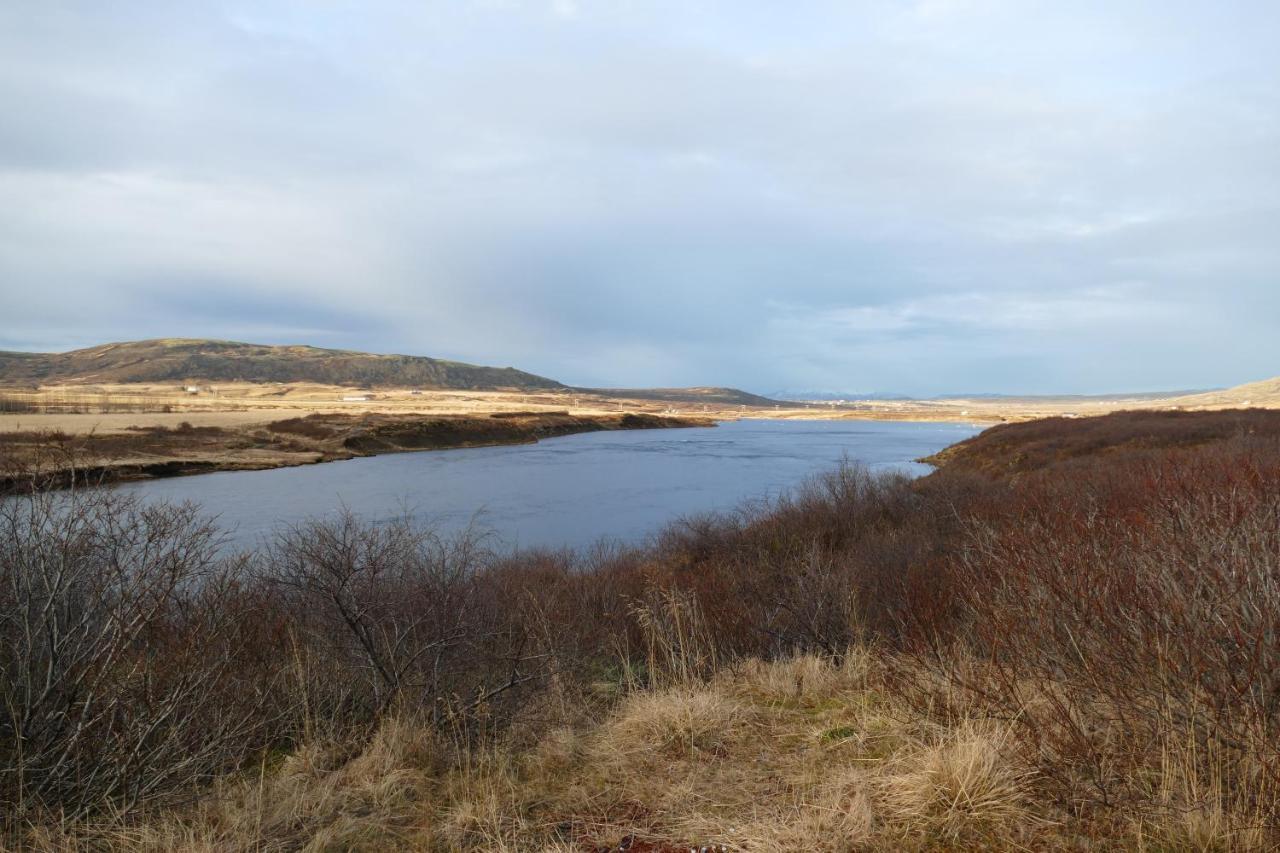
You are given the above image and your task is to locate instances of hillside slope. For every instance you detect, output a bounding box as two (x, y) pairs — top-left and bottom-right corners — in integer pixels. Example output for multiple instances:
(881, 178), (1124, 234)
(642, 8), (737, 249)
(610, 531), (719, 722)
(0, 339), (565, 390)
(578, 385), (781, 407)
(1173, 375), (1280, 408)
(920, 408), (1280, 478)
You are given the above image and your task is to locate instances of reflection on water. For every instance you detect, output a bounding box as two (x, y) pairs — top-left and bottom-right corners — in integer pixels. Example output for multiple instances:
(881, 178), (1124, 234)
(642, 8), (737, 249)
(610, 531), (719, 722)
(114, 419), (979, 553)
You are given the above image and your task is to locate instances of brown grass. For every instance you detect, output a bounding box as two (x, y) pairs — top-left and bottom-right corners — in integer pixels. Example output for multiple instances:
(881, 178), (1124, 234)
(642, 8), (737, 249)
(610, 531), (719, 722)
(31, 653), (1046, 851)
(21, 650), (1278, 851)
(875, 720), (1033, 844)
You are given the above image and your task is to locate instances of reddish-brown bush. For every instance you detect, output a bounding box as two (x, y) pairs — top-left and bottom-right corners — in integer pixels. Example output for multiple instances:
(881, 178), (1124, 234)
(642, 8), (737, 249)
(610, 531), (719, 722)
(926, 436), (1280, 819)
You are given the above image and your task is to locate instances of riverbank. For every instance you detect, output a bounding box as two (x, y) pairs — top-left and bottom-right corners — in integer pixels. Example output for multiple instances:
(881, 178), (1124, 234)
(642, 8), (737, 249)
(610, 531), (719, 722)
(0, 410), (712, 490)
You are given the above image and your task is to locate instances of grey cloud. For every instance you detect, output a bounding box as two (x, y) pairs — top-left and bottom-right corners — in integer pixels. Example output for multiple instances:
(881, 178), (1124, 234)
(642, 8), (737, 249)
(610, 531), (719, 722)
(1, 0), (1278, 394)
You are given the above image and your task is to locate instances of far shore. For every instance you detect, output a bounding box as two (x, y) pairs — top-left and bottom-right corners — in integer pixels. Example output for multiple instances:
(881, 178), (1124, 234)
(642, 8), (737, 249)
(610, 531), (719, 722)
(2, 380), (1258, 439)
(0, 381), (1000, 433)
(0, 410), (713, 491)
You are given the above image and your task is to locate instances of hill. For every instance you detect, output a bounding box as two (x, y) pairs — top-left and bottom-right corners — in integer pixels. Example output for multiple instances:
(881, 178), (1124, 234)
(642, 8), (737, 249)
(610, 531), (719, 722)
(768, 389), (913, 401)
(1172, 375), (1280, 408)
(920, 407), (1280, 477)
(577, 385), (781, 407)
(0, 339), (565, 391)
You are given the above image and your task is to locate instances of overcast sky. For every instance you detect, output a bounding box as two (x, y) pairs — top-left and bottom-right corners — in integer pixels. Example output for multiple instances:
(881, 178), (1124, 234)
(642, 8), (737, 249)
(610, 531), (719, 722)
(2, 1), (1278, 394)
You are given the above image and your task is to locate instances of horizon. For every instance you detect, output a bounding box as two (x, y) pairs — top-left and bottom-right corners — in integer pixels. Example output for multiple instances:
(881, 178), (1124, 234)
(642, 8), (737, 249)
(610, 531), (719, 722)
(0, 335), (1241, 399)
(2, 2), (1278, 395)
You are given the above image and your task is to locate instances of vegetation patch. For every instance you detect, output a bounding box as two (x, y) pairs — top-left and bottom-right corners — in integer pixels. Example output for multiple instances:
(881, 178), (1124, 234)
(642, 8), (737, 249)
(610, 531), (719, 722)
(822, 724), (860, 742)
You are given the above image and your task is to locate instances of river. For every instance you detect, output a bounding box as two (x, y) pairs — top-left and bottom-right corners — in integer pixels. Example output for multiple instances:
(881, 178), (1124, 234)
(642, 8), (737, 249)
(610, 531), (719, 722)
(113, 418), (979, 553)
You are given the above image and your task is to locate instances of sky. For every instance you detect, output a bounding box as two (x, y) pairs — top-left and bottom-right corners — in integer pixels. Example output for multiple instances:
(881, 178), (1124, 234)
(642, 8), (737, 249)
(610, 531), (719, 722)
(1, 1), (1278, 395)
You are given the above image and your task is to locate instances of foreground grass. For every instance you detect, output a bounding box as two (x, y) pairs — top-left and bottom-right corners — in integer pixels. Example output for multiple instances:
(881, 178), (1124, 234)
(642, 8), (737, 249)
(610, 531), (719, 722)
(29, 650), (1269, 852)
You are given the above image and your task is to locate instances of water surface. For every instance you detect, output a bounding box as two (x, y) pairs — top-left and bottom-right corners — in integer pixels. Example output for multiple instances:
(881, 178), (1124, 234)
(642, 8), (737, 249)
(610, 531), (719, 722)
(115, 419), (978, 552)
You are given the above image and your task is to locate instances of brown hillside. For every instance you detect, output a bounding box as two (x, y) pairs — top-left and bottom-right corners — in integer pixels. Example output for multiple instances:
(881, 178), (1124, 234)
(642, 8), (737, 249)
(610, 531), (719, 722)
(578, 385), (781, 407)
(0, 338), (564, 391)
(922, 407), (1280, 478)
(1172, 375), (1280, 408)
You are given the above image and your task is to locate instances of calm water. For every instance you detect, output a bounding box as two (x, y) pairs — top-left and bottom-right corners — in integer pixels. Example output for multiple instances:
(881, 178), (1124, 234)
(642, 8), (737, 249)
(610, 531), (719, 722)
(114, 419), (978, 553)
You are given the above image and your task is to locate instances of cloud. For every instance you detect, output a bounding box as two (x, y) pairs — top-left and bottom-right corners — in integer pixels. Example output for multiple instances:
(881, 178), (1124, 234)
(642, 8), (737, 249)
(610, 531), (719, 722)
(550, 0), (578, 20)
(0, 1), (1278, 393)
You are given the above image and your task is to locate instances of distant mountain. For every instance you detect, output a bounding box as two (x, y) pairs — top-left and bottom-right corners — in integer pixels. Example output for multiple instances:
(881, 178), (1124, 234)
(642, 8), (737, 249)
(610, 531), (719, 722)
(769, 390), (912, 401)
(579, 386), (782, 407)
(0, 339), (565, 391)
(933, 390), (1216, 402)
(768, 387), (1236, 405)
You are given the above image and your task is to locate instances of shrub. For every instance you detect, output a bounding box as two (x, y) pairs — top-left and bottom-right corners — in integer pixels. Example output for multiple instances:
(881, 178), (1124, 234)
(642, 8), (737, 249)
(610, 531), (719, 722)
(0, 487), (274, 823)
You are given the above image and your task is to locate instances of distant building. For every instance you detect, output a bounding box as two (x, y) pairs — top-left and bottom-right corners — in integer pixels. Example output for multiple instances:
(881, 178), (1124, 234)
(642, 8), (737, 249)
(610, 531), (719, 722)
(183, 386), (199, 393)
(342, 395), (371, 402)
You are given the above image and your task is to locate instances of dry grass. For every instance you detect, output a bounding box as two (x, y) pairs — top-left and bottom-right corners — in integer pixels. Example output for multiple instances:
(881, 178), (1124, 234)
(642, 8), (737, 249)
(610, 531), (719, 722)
(24, 651), (1280, 851)
(875, 720), (1033, 845)
(599, 688), (748, 759)
(1125, 728), (1275, 853)
(49, 718), (438, 852)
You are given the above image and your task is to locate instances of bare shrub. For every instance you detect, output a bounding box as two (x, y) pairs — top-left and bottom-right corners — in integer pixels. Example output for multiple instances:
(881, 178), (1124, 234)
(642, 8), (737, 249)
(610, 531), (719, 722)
(934, 439), (1280, 830)
(0, 485), (274, 826)
(263, 415), (342, 440)
(263, 512), (486, 719)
